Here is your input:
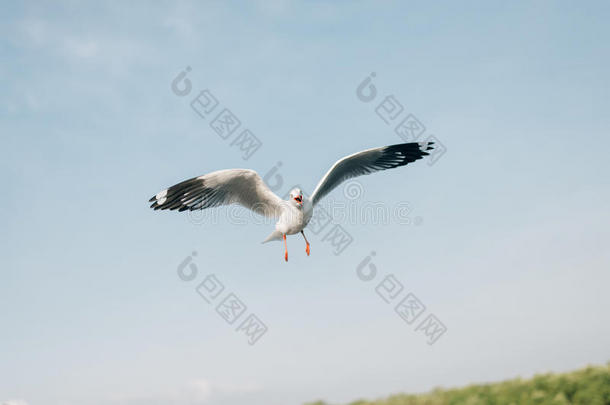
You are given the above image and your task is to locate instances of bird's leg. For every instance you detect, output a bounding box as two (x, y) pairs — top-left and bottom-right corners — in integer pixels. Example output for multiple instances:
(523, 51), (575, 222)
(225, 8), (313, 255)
(283, 234), (288, 262)
(301, 230), (310, 256)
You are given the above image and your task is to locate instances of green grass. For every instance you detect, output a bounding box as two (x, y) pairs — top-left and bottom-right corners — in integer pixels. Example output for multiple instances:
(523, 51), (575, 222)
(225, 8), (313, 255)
(305, 363), (610, 405)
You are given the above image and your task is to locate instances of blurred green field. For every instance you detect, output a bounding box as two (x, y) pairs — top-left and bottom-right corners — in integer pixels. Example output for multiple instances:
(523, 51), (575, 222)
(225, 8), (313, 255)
(306, 363), (610, 405)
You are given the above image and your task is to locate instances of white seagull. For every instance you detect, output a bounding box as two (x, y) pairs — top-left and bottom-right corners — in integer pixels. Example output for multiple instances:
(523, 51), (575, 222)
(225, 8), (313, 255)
(149, 142), (434, 261)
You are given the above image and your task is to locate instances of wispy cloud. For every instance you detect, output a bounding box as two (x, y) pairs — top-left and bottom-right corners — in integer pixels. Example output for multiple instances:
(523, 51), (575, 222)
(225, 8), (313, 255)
(2, 400), (30, 405)
(107, 378), (263, 405)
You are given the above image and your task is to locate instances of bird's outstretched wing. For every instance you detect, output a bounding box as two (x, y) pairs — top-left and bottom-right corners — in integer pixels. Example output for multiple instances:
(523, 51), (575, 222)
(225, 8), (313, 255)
(310, 142), (434, 206)
(149, 169), (284, 218)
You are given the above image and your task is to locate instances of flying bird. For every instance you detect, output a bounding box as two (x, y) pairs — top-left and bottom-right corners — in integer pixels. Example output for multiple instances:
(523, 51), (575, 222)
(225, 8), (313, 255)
(149, 142), (434, 261)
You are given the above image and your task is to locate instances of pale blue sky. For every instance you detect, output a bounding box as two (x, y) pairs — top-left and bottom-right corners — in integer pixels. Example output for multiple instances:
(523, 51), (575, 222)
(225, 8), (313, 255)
(2, 1), (609, 405)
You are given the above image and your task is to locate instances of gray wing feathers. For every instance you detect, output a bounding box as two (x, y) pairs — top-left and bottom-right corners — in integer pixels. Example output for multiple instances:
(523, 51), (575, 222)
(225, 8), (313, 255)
(310, 142), (434, 205)
(149, 169), (284, 218)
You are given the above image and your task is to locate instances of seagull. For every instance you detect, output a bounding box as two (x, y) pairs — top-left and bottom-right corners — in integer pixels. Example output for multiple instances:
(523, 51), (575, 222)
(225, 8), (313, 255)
(149, 142), (434, 261)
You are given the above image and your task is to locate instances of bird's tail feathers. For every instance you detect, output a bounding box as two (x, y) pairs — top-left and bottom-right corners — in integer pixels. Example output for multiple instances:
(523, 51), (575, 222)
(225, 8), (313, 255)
(262, 230), (283, 244)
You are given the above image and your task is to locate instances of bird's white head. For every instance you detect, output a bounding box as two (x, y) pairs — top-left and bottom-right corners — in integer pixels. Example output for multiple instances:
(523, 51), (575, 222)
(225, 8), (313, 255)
(288, 187), (304, 208)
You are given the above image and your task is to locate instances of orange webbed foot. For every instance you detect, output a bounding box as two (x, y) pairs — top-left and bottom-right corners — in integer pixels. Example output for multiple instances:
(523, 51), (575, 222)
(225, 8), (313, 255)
(306, 243), (310, 256)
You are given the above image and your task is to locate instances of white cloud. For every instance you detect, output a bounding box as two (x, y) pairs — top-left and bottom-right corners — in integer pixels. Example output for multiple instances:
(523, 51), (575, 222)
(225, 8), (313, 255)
(185, 378), (213, 402)
(14, 13), (150, 75)
(183, 378), (264, 403)
(2, 400), (30, 405)
(107, 378), (263, 405)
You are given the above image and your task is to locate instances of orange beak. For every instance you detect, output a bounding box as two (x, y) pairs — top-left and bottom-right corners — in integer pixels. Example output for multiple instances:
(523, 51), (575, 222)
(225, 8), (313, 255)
(294, 195), (303, 204)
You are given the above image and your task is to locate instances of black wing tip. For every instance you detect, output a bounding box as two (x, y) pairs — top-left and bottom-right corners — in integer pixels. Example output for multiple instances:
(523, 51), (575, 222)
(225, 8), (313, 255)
(150, 202), (184, 211)
(377, 142), (435, 168)
(385, 142), (435, 154)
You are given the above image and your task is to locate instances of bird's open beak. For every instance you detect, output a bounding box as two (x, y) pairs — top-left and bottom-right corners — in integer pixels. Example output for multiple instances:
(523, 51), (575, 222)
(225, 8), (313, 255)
(294, 196), (303, 205)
